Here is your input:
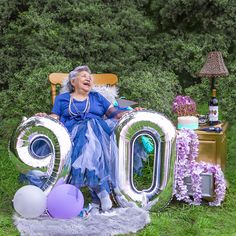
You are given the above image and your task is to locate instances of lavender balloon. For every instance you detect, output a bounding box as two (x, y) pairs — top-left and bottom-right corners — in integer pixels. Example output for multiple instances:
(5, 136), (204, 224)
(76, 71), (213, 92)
(47, 184), (84, 219)
(54, 177), (65, 188)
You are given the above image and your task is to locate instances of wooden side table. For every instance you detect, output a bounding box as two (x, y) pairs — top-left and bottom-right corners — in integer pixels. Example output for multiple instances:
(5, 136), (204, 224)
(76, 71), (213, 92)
(195, 122), (228, 171)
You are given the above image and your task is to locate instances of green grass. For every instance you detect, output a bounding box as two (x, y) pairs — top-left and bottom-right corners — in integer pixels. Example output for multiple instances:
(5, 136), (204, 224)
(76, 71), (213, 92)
(0, 142), (21, 236)
(1, 123), (236, 236)
(134, 153), (154, 190)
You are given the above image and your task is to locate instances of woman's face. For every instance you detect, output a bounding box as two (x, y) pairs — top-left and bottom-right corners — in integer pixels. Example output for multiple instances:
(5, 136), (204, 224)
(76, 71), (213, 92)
(71, 70), (93, 93)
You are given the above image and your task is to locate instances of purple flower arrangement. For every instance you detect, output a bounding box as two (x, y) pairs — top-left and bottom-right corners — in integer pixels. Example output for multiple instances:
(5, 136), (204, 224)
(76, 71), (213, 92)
(172, 95), (197, 116)
(174, 129), (226, 206)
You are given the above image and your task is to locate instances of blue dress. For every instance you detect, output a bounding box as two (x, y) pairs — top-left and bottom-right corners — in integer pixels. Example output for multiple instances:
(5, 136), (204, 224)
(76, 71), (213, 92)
(52, 91), (118, 195)
(20, 91), (149, 197)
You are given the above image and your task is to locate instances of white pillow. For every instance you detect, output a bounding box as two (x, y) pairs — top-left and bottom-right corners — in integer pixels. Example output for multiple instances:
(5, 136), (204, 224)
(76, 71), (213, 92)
(92, 85), (118, 104)
(59, 77), (70, 94)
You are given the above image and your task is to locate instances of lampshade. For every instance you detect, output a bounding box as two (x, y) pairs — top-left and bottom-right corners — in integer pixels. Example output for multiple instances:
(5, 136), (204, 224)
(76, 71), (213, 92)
(198, 51), (229, 78)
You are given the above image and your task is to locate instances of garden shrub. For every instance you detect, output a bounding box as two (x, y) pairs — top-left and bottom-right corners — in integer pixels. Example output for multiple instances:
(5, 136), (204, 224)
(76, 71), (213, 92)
(119, 67), (182, 119)
(0, 0), (155, 88)
(0, 0), (156, 138)
(0, 56), (73, 119)
(148, 0), (236, 89)
(2, 0), (236, 137)
(149, 0), (236, 34)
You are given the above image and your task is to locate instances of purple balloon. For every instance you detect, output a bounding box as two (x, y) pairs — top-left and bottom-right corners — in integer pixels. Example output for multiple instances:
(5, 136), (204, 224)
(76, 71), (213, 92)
(54, 177), (65, 188)
(47, 184), (84, 219)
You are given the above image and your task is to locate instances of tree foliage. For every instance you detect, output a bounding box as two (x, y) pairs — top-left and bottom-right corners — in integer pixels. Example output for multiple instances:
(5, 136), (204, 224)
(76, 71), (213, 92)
(119, 67), (181, 118)
(1, 0), (236, 131)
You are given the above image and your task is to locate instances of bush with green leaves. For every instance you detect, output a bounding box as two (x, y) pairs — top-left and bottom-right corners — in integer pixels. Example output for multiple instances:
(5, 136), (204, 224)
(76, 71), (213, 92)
(0, 57), (73, 117)
(149, 0), (236, 33)
(2, 0), (236, 135)
(119, 67), (182, 119)
(0, 0), (156, 136)
(147, 0), (236, 89)
(0, 0), (155, 90)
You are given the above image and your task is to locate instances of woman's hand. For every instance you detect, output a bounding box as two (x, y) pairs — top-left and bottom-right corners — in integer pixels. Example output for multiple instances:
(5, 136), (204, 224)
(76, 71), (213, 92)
(35, 113), (59, 120)
(118, 107), (144, 119)
(106, 105), (144, 120)
(133, 107), (144, 111)
(35, 112), (48, 117)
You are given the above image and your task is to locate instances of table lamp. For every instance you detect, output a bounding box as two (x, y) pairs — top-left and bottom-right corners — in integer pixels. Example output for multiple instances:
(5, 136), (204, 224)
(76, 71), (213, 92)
(198, 51), (229, 125)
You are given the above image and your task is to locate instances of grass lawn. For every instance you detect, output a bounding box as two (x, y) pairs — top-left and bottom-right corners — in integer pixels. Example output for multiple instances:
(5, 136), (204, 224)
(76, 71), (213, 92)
(0, 123), (236, 236)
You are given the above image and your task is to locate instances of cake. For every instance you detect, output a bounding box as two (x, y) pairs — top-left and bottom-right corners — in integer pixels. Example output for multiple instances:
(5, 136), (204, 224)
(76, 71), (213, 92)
(177, 116), (199, 130)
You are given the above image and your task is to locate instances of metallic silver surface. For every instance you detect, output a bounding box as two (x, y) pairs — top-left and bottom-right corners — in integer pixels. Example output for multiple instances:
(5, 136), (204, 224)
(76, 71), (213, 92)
(116, 110), (176, 211)
(9, 110), (176, 210)
(184, 173), (214, 198)
(9, 116), (72, 195)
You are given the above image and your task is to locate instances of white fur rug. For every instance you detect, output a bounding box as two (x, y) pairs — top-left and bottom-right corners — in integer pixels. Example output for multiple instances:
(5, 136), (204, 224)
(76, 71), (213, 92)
(13, 206), (150, 236)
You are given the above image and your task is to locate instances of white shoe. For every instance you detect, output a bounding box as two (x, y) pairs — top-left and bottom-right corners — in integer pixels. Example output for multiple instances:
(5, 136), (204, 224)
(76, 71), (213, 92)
(100, 195), (113, 212)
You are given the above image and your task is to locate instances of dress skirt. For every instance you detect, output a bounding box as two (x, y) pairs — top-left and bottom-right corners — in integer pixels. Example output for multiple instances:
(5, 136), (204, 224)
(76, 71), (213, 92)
(68, 118), (118, 195)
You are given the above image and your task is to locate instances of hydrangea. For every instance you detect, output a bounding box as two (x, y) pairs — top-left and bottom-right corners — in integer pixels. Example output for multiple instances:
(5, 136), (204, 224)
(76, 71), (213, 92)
(172, 95), (197, 116)
(174, 129), (226, 206)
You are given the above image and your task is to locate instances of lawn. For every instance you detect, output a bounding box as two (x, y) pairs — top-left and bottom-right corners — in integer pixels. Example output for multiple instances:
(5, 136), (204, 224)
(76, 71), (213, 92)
(0, 123), (235, 236)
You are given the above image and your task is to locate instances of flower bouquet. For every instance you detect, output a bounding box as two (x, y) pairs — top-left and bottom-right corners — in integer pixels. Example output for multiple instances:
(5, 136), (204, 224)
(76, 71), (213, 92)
(172, 95), (199, 130)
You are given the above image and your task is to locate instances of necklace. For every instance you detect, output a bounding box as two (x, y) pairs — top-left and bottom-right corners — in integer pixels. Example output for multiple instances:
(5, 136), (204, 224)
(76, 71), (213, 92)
(68, 95), (90, 117)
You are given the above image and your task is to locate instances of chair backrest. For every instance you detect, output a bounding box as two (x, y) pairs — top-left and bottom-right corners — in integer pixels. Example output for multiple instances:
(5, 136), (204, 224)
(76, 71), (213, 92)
(48, 72), (118, 104)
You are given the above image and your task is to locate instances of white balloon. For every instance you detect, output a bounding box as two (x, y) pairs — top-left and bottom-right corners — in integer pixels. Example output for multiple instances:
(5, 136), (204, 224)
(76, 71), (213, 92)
(13, 185), (47, 218)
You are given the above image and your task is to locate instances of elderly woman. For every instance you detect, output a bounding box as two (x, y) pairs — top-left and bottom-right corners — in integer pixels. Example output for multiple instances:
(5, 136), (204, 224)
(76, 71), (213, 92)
(37, 65), (140, 211)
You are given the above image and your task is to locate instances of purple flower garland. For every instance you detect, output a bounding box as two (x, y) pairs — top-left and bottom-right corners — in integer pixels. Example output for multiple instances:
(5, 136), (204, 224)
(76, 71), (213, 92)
(174, 129), (226, 206)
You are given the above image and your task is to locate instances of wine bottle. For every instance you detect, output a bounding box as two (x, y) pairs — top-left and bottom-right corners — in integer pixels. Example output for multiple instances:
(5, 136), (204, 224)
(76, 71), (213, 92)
(209, 89), (219, 125)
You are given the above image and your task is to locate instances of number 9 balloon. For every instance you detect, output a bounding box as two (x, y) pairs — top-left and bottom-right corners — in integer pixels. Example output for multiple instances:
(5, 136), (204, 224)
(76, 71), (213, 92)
(9, 116), (72, 195)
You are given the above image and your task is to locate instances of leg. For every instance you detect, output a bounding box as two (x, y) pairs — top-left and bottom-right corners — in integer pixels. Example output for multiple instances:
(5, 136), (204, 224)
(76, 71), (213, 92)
(97, 190), (112, 212)
(89, 187), (100, 209)
(91, 182), (112, 212)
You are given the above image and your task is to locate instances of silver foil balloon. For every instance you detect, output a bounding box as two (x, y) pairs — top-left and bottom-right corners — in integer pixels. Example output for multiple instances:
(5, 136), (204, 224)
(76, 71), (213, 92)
(9, 116), (72, 195)
(115, 110), (176, 211)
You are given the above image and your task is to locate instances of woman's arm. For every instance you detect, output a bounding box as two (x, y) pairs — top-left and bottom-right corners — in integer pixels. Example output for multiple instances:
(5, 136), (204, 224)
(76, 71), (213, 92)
(35, 113), (60, 120)
(105, 105), (126, 119)
(106, 105), (143, 120)
(50, 114), (60, 119)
